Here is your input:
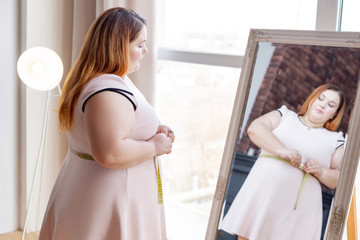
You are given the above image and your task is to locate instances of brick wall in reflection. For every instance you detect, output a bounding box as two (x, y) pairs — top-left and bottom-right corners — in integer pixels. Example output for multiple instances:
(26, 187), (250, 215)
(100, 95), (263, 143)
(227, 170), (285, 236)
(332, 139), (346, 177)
(238, 44), (360, 155)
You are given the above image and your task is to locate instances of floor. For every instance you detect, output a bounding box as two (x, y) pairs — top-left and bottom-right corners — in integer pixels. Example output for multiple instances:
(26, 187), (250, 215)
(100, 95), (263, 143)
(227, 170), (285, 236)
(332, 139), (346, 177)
(0, 231), (39, 240)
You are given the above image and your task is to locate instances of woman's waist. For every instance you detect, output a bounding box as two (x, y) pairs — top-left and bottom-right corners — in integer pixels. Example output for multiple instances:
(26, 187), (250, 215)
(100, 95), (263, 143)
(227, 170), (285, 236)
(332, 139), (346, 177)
(257, 154), (320, 210)
(259, 149), (330, 169)
(67, 146), (158, 170)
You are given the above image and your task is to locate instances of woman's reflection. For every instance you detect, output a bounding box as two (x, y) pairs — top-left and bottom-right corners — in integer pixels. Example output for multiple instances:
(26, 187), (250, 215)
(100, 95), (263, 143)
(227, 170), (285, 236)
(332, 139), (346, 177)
(218, 84), (346, 240)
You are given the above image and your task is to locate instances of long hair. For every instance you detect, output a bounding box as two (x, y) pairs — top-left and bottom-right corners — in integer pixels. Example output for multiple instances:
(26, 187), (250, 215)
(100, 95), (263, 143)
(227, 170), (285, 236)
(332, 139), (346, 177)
(298, 83), (345, 131)
(58, 7), (147, 131)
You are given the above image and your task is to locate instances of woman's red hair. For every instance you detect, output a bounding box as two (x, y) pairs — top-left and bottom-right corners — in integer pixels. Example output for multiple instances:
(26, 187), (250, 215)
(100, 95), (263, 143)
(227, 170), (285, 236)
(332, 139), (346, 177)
(58, 7), (147, 131)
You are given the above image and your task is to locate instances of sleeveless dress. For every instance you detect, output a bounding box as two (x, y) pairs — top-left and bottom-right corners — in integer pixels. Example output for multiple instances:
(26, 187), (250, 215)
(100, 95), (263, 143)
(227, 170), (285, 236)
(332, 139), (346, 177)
(219, 105), (344, 240)
(39, 74), (166, 240)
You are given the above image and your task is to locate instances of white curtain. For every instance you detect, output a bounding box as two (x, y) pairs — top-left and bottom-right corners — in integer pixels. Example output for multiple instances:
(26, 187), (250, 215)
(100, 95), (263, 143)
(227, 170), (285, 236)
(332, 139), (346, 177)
(21, 0), (158, 232)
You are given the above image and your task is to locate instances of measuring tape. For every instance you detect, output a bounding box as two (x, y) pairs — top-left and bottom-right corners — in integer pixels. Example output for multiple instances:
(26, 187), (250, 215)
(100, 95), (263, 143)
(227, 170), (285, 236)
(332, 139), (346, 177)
(154, 157), (163, 205)
(70, 147), (95, 161)
(260, 154), (310, 210)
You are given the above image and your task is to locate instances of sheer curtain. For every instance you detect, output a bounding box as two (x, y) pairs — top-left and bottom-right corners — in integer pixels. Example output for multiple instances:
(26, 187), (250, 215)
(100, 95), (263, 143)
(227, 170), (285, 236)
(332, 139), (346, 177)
(21, 0), (158, 232)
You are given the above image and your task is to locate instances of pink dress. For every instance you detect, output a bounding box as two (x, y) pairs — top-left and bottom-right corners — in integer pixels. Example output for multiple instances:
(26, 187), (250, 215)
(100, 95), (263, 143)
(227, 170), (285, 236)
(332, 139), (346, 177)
(39, 74), (166, 240)
(219, 105), (344, 240)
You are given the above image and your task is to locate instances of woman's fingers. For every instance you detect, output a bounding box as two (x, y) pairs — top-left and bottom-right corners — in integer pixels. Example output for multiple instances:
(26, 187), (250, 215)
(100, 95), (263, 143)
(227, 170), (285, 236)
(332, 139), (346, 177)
(157, 125), (175, 143)
(167, 129), (175, 143)
(304, 159), (323, 178)
(290, 151), (302, 167)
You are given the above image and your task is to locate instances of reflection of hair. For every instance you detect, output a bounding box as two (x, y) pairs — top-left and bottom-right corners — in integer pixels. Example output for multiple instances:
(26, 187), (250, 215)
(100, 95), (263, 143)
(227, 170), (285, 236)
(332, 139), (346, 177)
(58, 7), (147, 131)
(298, 83), (345, 131)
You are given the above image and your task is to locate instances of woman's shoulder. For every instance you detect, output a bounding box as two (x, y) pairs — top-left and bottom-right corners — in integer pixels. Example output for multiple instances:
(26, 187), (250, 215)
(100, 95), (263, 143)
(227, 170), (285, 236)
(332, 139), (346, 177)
(87, 74), (126, 87)
(325, 129), (345, 139)
(78, 74), (135, 109)
(81, 74), (132, 95)
(320, 128), (345, 146)
(277, 105), (297, 118)
(92, 73), (123, 81)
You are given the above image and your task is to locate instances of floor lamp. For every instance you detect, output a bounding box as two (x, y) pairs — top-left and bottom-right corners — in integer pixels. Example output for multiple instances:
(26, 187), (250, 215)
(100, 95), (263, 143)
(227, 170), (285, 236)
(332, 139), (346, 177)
(17, 47), (63, 239)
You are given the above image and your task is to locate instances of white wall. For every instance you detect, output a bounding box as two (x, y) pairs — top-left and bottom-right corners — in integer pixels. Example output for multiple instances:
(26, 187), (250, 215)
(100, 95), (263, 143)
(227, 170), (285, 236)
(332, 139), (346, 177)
(0, 0), (20, 233)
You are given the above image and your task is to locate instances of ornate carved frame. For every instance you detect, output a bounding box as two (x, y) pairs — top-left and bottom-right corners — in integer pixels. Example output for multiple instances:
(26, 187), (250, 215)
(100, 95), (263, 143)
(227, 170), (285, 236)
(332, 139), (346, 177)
(205, 29), (360, 240)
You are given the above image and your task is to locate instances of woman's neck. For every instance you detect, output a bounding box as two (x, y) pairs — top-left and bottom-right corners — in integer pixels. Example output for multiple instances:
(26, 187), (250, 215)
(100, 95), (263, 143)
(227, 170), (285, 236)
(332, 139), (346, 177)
(298, 115), (324, 129)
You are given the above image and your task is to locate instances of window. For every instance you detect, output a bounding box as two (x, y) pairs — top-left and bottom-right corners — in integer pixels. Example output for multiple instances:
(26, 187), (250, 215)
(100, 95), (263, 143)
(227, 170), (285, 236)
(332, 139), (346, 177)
(159, 0), (317, 55)
(340, 0), (360, 31)
(156, 62), (239, 239)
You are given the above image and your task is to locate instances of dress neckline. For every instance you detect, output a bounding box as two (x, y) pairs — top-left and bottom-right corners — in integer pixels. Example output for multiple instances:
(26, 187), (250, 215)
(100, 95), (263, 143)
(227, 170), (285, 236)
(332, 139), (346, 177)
(297, 115), (324, 131)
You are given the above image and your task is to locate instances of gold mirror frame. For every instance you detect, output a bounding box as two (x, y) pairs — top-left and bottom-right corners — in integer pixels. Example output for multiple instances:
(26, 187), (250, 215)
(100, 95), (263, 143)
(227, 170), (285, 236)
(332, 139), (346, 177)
(206, 29), (360, 240)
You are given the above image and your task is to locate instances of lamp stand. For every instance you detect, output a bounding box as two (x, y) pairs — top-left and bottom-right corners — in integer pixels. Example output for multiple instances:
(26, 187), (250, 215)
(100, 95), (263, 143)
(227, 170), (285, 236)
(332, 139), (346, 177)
(21, 86), (61, 240)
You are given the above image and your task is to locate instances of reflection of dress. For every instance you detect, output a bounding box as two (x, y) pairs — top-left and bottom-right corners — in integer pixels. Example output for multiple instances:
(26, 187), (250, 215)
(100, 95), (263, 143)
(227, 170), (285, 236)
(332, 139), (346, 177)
(40, 74), (166, 240)
(219, 105), (344, 240)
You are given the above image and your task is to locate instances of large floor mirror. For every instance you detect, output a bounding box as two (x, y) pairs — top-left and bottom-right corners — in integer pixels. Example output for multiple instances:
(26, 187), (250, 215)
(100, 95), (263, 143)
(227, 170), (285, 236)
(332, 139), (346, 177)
(206, 29), (360, 240)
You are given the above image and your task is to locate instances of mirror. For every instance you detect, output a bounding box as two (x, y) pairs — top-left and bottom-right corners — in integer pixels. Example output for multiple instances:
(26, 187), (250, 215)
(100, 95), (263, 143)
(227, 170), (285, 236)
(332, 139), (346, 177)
(206, 29), (360, 240)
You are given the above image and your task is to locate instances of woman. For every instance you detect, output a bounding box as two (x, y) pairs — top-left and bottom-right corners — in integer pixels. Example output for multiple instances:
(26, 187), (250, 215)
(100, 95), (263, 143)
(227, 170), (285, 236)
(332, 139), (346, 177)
(39, 8), (174, 240)
(219, 84), (345, 240)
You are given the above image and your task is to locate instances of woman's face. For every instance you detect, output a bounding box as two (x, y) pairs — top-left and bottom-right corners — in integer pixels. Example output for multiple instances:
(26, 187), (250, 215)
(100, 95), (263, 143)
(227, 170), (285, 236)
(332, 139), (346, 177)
(128, 26), (148, 74)
(307, 89), (341, 125)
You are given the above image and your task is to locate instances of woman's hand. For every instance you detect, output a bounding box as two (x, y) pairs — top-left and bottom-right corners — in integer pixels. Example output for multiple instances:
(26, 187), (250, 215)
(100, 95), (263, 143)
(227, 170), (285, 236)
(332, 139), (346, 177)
(148, 133), (173, 156)
(157, 124), (175, 143)
(277, 148), (302, 168)
(304, 158), (323, 178)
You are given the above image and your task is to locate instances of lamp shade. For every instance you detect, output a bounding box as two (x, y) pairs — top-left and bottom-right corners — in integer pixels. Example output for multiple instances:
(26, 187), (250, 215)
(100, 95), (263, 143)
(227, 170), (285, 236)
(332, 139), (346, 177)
(17, 47), (63, 91)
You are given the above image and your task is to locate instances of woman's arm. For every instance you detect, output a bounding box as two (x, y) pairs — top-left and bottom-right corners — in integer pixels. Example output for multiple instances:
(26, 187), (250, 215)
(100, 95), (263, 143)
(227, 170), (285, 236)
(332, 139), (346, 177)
(83, 91), (173, 169)
(304, 145), (344, 189)
(248, 110), (302, 166)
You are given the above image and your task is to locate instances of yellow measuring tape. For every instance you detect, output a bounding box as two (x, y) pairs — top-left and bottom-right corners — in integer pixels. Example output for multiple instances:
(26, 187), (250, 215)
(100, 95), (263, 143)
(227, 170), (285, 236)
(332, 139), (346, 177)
(70, 147), (95, 161)
(70, 147), (163, 205)
(260, 154), (310, 210)
(154, 157), (163, 205)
